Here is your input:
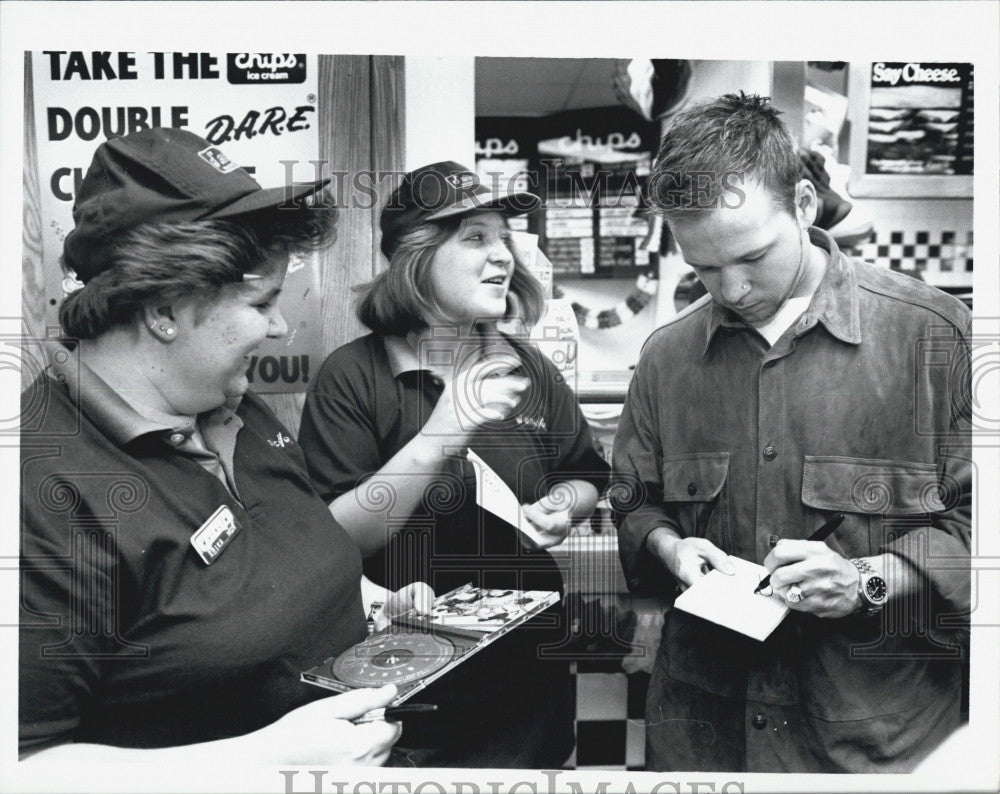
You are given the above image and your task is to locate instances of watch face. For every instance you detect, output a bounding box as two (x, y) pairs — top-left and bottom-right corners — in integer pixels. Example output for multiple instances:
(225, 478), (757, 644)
(865, 576), (888, 604)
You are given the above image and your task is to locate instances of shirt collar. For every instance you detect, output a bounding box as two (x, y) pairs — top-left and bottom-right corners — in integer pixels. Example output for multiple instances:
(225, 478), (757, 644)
(383, 333), (522, 378)
(384, 335), (422, 377)
(702, 227), (862, 356)
(50, 344), (236, 448)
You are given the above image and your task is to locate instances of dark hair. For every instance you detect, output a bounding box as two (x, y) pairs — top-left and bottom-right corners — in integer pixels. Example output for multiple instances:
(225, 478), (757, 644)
(649, 93), (800, 220)
(58, 192), (337, 339)
(356, 213), (545, 336)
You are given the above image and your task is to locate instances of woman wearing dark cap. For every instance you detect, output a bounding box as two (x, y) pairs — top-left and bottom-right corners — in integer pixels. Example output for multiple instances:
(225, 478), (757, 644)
(19, 128), (432, 766)
(298, 162), (610, 767)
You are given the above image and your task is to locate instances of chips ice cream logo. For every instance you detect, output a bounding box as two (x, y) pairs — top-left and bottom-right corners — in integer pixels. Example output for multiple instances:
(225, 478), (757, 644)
(227, 53), (307, 84)
(445, 172), (479, 191)
(198, 146), (239, 174)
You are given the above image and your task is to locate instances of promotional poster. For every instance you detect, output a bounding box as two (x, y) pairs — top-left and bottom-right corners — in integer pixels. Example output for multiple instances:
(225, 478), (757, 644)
(31, 49), (324, 393)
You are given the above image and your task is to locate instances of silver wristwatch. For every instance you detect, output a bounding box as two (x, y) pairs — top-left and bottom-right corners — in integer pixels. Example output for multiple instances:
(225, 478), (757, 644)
(850, 558), (887, 616)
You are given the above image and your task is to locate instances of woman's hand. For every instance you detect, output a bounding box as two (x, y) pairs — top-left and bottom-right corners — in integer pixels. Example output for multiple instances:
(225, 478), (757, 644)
(245, 685), (402, 765)
(420, 369), (529, 441)
(330, 359), (529, 555)
(20, 684), (405, 768)
(520, 495), (573, 549)
(377, 582), (436, 631)
(519, 481), (600, 550)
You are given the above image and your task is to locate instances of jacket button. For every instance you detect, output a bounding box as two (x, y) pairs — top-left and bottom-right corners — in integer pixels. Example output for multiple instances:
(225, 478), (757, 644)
(169, 433), (185, 444)
(751, 712), (767, 730)
(768, 533), (780, 547)
(687, 482), (698, 495)
(762, 446), (777, 462)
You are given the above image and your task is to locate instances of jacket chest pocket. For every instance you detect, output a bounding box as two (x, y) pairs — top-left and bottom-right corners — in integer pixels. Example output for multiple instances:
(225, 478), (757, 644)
(801, 456), (945, 556)
(661, 452), (732, 547)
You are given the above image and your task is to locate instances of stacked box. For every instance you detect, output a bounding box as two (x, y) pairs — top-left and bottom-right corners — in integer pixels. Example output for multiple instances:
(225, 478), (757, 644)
(546, 237), (595, 275)
(597, 237), (642, 269)
(597, 201), (649, 267)
(546, 205), (595, 274)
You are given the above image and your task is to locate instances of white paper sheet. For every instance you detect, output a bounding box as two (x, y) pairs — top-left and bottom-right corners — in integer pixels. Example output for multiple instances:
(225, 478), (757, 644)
(672, 555), (790, 641)
(465, 448), (545, 547)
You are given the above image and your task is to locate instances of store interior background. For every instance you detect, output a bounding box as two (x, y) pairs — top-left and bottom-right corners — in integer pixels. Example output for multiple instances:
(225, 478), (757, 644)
(466, 57), (973, 379)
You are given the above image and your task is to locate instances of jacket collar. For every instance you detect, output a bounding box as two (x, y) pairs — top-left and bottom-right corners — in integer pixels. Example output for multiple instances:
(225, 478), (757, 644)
(703, 227), (862, 356)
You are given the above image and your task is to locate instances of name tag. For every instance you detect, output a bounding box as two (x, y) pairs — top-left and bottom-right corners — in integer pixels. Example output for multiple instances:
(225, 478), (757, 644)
(191, 505), (241, 565)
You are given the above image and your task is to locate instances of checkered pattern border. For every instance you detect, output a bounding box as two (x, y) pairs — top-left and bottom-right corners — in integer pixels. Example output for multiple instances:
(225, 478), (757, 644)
(855, 229), (974, 273)
(565, 665), (649, 770)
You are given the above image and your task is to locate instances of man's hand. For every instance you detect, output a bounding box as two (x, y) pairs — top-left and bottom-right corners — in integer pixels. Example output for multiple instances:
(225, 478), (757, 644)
(646, 527), (735, 591)
(763, 540), (861, 618)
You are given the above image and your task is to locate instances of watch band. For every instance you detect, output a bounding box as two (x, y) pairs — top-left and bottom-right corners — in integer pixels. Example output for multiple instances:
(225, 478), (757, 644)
(851, 557), (877, 577)
(850, 558), (887, 616)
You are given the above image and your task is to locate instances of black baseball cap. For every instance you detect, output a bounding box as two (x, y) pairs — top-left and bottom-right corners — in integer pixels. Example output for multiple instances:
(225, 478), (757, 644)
(63, 127), (330, 283)
(379, 161), (540, 260)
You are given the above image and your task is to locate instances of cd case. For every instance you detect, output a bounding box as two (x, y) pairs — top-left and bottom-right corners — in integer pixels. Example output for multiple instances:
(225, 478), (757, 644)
(301, 584), (559, 704)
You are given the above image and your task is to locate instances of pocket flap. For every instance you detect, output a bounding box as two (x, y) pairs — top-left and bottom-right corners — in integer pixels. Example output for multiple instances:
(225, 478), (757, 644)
(802, 456), (945, 515)
(661, 452), (730, 502)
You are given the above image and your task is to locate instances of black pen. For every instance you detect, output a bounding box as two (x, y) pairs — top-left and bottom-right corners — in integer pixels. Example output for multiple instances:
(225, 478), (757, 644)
(753, 513), (846, 594)
(353, 704), (439, 723)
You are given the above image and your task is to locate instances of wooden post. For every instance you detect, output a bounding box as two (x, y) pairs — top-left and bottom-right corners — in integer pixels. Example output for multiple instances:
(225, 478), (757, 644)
(259, 54), (406, 434)
(22, 53), (48, 390)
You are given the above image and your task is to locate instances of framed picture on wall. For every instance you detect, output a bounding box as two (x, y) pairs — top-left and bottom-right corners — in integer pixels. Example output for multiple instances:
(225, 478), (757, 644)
(847, 61), (973, 198)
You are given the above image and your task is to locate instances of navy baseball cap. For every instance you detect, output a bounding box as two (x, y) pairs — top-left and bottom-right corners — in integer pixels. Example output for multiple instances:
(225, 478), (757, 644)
(379, 161), (540, 260)
(63, 127), (330, 282)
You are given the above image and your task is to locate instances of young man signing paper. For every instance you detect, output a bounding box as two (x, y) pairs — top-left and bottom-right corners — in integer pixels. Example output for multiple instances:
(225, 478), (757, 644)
(612, 94), (971, 773)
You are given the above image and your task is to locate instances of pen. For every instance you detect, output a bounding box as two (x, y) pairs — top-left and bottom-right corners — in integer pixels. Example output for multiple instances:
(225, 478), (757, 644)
(353, 704), (439, 723)
(753, 513), (846, 594)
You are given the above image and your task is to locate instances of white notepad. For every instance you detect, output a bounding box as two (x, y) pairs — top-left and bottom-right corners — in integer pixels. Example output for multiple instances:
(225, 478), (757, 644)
(465, 448), (546, 547)
(673, 555), (790, 641)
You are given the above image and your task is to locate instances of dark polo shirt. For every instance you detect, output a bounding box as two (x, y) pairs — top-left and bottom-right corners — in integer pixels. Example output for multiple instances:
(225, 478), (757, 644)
(299, 331), (610, 597)
(299, 331), (610, 752)
(19, 346), (367, 755)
